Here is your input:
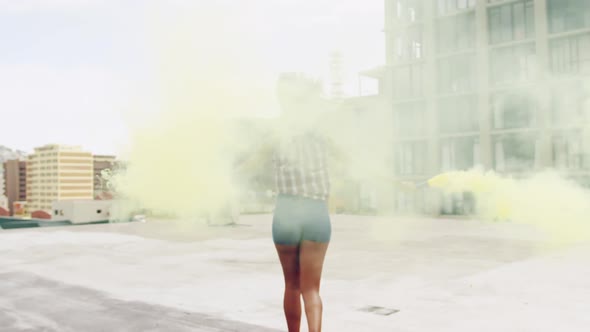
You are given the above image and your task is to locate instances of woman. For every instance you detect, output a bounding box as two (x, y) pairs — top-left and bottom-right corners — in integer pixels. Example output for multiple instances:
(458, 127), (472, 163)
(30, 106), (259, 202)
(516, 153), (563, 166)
(271, 73), (331, 332)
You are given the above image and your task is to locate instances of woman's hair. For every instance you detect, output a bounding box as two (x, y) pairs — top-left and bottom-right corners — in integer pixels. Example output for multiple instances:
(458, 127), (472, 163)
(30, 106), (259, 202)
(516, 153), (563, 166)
(276, 73), (324, 134)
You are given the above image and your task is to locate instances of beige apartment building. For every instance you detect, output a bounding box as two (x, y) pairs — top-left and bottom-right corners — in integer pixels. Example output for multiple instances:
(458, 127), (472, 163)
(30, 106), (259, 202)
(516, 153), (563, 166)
(27, 145), (94, 213)
(380, 0), (590, 214)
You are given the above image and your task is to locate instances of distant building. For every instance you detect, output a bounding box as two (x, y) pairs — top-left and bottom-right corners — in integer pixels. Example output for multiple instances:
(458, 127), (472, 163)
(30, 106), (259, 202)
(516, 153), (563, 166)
(93, 155), (116, 198)
(27, 145), (94, 213)
(3, 159), (27, 215)
(382, 0), (590, 214)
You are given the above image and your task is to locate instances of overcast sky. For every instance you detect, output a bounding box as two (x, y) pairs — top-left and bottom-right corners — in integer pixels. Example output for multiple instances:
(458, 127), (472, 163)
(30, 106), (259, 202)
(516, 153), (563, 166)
(0, 0), (384, 155)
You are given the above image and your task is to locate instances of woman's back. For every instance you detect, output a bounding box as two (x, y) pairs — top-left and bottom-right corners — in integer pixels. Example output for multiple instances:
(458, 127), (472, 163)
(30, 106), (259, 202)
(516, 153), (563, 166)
(273, 131), (330, 201)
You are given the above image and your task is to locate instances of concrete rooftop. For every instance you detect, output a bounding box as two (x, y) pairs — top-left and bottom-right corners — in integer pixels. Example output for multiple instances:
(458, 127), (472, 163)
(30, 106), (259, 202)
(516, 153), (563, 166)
(1, 214), (589, 331)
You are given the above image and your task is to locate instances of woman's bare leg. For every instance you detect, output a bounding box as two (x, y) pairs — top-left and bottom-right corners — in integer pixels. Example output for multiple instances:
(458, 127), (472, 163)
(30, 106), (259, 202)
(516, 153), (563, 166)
(275, 244), (301, 332)
(299, 240), (329, 332)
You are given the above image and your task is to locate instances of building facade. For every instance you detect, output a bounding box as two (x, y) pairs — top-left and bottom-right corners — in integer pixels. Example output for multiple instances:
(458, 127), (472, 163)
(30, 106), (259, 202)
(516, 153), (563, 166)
(27, 145), (94, 213)
(385, 0), (590, 214)
(93, 155), (116, 198)
(3, 160), (27, 215)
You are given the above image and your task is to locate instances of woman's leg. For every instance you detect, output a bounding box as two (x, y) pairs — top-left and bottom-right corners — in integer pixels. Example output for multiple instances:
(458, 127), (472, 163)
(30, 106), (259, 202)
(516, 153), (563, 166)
(299, 240), (329, 332)
(275, 244), (302, 332)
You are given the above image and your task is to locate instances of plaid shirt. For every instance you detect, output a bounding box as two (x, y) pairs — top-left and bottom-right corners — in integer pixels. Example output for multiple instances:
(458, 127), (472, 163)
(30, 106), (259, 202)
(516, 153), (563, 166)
(273, 131), (330, 201)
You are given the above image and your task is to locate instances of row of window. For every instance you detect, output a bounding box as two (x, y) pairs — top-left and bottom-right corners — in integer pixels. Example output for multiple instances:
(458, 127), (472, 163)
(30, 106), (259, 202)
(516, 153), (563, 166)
(395, 132), (589, 174)
(437, 54), (476, 94)
(26, 188), (58, 194)
(28, 199), (54, 203)
(488, 0), (535, 44)
(395, 0), (423, 24)
(393, 0), (590, 64)
(36, 152), (58, 158)
(396, 0), (590, 32)
(490, 43), (536, 86)
(36, 166), (59, 170)
(438, 0), (476, 16)
(437, 12), (475, 55)
(394, 102), (427, 137)
(28, 179), (59, 184)
(548, 0), (590, 34)
(35, 172), (58, 177)
(393, 26), (423, 62)
(28, 193), (58, 198)
(37, 159), (58, 164)
(394, 0), (476, 22)
(393, 32), (590, 100)
(550, 33), (590, 75)
(34, 186), (58, 190)
(394, 86), (588, 137)
(441, 137), (481, 172)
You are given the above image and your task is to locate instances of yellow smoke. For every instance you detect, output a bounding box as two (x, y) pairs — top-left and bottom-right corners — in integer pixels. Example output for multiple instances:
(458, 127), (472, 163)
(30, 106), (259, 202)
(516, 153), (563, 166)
(110, 4), (274, 221)
(427, 169), (590, 244)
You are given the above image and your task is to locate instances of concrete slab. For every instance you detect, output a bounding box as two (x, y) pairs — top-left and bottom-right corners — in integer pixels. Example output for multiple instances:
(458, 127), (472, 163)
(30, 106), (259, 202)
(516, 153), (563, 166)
(0, 271), (280, 332)
(1, 214), (589, 331)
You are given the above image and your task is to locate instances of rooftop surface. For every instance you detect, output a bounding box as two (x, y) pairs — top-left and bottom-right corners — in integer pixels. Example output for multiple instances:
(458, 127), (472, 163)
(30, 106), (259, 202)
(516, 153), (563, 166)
(1, 214), (589, 331)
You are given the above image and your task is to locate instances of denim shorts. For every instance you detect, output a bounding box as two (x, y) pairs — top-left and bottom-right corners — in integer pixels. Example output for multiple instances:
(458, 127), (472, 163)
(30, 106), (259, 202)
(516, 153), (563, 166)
(272, 194), (331, 245)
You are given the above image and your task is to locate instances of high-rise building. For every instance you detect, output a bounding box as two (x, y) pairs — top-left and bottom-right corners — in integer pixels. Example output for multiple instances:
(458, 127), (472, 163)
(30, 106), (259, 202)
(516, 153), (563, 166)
(93, 155), (116, 198)
(26, 145), (94, 213)
(3, 159), (27, 215)
(384, 0), (590, 214)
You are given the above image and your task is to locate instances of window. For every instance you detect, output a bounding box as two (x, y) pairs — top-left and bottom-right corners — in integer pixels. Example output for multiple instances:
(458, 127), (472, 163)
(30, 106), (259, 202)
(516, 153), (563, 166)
(97, 209), (102, 214)
(551, 81), (590, 126)
(492, 92), (535, 129)
(394, 26), (423, 62)
(438, 96), (479, 133)
(393, 64), (424, 100)
(488, 1), (534, 44)
(436, 12), (476, 54)
(395, 0), (423, 23)
(553, 132), (590, 170)
(438, 0), (476, 16)
(437, 54), (475, 94)
(550, 34), (590, 75)
(548, 0), (590, 34)
(394, 102), (426, 137)
(494, 134), (537, 172)
(490, 43), (536, 86)
(395, 141), (427, 175)
(441, 137), (480, 171)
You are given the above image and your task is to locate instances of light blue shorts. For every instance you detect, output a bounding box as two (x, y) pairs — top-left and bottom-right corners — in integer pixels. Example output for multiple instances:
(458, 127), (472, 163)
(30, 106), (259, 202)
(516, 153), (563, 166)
(272, 194), (331, 245)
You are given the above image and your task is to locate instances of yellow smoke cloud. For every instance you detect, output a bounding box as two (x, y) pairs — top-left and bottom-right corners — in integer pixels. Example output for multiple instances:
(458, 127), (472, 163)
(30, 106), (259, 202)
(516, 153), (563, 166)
(110, 3), (275, 221)
(428, 169), (590, 244)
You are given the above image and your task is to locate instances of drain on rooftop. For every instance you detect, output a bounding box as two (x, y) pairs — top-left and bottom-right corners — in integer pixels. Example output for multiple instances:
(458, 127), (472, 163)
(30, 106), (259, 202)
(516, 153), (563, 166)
(359, 305), (399, 316)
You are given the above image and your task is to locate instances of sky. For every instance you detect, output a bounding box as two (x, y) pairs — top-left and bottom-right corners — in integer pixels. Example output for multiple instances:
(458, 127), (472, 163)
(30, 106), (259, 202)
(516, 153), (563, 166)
(0, 0), (384, 155)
